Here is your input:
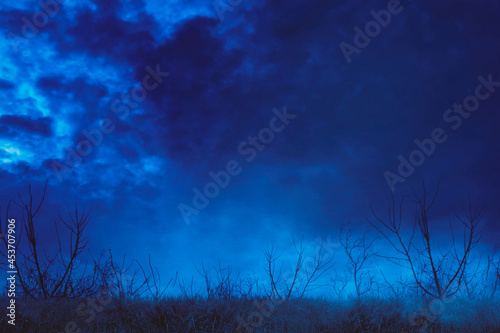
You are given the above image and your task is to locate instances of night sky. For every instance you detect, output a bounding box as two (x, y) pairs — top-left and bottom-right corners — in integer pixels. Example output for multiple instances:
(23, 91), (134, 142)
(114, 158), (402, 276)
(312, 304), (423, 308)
(0, 0), (499, 294)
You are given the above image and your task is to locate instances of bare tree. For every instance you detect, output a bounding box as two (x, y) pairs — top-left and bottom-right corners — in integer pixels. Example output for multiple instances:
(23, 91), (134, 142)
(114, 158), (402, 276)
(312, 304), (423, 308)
(211, 261), (237, 300)
(137, 255), (177, 301)
(193, 260), (262, 300)
(376, 267), (413, 300)
(106, 251), (152, 301)
(237, 272), (261, 299)
(484, 244), (500, 299)
(461, 251), (497, 299)
(0, 181), (103, 299)
(264, 243), (284, 300)
(178, 275), (200, 299)
(370, 181), (483, 299)
(338, 224), (377, 298)
(264, 236), (334, 300)
(196, 262), (213, 298)
(330, 271), (349, 299)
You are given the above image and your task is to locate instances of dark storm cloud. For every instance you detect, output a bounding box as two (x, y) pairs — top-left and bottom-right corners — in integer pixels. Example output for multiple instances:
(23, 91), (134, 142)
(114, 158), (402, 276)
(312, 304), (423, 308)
(0, 79), (15, 89)
(62, 9), (158, 63)
(0, 115), (53, 136)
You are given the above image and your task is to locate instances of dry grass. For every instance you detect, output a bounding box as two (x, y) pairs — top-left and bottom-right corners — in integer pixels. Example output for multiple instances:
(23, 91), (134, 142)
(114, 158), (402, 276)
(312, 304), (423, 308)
(0, 296), (498, 332)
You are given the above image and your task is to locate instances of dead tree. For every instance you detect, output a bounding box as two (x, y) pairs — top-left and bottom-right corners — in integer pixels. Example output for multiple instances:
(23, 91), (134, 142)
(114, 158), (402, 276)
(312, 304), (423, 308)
(264, 236), (334, 300)
(377, 268), (412, 300)
(370, 181), (483, 299)
(178, 275), (198, 299)
(196, 262), (213, 298)
(330, 271), (349, 299)
(137, 255), (177, 301)
(106, 251), (153, 301)
(0, 181), (102, 299)
(484, 244), (500, 299)
(194, 260), (252, 300)
(461, 251), (497, 299)
(338, 224), (377, 298)
(264, 243), (284, 300)
(237, 272), (260, 299)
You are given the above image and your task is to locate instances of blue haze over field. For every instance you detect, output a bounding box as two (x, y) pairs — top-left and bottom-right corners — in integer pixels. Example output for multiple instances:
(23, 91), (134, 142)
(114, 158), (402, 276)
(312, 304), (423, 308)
(0, 0), (499, 294)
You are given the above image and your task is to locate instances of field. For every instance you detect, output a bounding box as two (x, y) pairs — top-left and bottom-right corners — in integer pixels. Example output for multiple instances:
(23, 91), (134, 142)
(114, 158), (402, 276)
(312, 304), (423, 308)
(1, 295), (499, 332)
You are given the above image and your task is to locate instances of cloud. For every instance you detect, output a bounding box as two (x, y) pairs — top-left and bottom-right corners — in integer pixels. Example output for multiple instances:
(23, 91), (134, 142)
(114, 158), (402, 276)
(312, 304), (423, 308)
(0, 114), (52, 136)
(0, 79), (15, 89)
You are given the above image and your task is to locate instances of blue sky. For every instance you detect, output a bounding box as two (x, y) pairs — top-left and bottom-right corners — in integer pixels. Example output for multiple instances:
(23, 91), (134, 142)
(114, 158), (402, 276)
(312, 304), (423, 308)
(0, 0), (499, 296)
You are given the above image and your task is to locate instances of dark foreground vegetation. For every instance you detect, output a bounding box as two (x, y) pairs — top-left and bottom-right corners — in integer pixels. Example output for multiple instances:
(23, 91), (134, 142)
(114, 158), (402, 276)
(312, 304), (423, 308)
(0, 295), (499, 332)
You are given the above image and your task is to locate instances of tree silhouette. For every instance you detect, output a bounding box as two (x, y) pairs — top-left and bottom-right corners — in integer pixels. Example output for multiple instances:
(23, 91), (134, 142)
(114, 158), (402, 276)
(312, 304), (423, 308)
(370, 181), (483, 299)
